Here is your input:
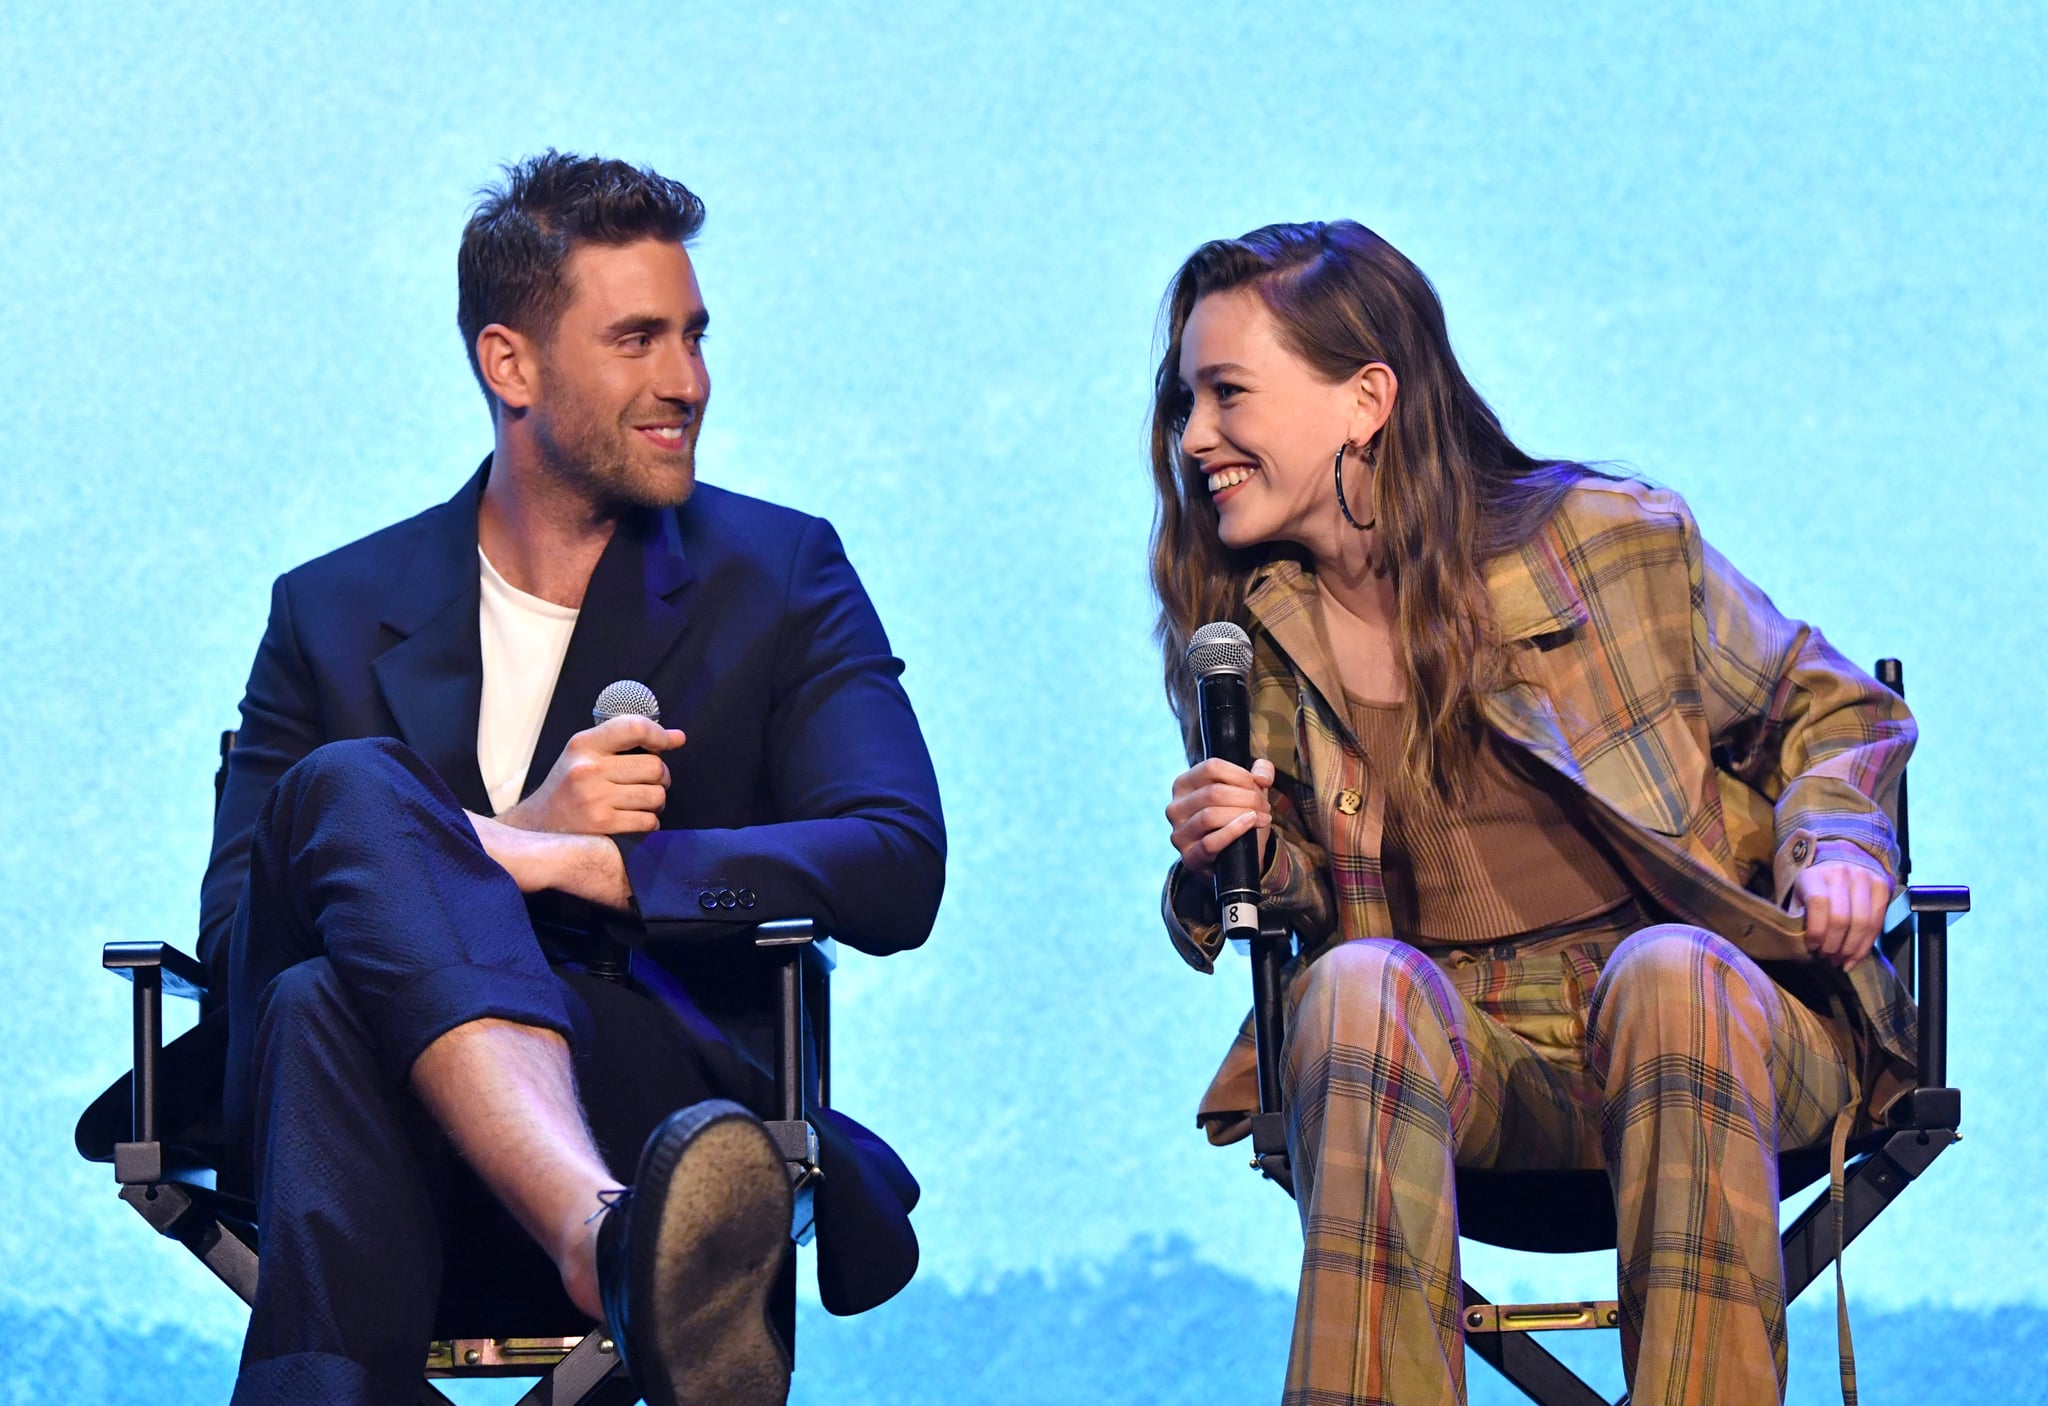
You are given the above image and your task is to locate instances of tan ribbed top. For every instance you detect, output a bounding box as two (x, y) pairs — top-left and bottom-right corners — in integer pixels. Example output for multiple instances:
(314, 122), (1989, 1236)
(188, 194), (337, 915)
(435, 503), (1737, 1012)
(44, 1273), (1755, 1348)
(1346, 695), (1634, 944)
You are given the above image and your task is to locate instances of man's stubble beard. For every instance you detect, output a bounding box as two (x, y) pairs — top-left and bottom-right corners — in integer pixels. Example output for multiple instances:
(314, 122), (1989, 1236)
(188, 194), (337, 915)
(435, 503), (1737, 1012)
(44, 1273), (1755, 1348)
(533, 391), (701, 514)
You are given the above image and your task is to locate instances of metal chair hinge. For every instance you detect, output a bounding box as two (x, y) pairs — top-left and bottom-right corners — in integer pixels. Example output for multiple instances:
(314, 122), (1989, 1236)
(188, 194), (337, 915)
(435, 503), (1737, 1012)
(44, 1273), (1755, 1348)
(424, 1336), (584, 1376)
(1464, 1300), (1621, 1334)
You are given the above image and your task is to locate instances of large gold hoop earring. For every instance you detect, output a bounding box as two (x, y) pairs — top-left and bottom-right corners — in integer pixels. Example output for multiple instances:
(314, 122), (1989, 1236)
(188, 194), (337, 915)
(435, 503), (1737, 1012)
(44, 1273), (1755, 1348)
(1334, 442), (1376, 531)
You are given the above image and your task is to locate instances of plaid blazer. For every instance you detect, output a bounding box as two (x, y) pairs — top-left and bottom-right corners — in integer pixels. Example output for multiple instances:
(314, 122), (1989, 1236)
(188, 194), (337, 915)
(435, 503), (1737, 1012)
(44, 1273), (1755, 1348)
(1164, 476), (1919, 1139)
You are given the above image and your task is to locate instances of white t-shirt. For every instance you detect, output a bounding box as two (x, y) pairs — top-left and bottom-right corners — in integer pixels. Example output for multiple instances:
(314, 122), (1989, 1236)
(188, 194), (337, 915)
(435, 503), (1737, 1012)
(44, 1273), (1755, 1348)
(477, 546), (580, 816)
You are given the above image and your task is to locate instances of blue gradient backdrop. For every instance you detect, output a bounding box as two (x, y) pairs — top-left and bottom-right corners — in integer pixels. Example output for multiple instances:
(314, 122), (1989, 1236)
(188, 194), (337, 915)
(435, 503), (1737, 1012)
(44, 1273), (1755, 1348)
(3, 4), (2042, 1402)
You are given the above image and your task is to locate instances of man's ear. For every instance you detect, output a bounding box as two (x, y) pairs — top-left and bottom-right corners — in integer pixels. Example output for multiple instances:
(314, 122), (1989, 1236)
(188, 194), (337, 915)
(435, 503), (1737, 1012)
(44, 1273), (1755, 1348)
(475, 324), (538, 412)
(1348, 362), (1398, 444)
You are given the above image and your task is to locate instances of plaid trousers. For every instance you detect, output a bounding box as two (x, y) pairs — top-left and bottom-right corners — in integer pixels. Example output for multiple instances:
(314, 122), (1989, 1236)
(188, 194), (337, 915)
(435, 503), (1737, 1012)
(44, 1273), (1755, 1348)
(1282, 920), (1853, 1406)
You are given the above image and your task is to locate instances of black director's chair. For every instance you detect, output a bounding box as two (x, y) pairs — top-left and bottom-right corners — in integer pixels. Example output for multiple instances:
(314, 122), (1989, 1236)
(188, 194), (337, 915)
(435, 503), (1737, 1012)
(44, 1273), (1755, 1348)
(75, 730), (839, 1406)
(1236, 660), (1966, 1406)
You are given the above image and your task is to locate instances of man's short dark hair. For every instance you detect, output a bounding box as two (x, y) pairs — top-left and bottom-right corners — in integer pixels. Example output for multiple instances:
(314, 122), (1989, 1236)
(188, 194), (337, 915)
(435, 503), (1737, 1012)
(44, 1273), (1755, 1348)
(457, 150), (706, 402)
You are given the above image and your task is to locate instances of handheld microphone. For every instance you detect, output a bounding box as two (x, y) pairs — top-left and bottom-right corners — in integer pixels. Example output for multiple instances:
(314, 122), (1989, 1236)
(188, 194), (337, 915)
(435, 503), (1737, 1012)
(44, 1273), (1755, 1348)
(585, 679), (662, 980)
(1186, 622), (1261, 941)
(594, 678), (661, 727)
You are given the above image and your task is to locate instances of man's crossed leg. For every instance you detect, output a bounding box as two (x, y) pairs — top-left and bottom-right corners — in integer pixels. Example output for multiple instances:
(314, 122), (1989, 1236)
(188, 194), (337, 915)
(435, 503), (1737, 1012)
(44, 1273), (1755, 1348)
(224, 736), (792, 1406)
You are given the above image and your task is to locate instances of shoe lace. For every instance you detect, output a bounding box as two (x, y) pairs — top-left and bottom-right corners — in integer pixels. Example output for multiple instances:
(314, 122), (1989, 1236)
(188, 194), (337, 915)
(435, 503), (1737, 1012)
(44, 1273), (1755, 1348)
(583, 1186), (630, 1226)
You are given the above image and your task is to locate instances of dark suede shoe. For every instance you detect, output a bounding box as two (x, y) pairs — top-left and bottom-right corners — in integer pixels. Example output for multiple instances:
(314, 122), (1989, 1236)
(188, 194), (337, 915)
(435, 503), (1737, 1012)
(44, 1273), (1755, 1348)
(595, 1100), (794, 1406)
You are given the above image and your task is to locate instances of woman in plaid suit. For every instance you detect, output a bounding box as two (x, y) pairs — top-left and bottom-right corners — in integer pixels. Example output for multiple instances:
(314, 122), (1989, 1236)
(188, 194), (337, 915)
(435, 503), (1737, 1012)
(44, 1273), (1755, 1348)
(1152, 222), (1915, 1406)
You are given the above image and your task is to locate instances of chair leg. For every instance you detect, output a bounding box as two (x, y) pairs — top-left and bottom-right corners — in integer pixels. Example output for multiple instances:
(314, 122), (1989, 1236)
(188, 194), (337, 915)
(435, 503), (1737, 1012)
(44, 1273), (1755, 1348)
(1781, 1127), (1956, 1301)
(117, 1182), (260, 1307)
(1463, 1282), (1617, 1406)
(769, 1118), (822, 1247)
(1466, 1332), (1616, 1406)
(508, 1330), (633, 1406)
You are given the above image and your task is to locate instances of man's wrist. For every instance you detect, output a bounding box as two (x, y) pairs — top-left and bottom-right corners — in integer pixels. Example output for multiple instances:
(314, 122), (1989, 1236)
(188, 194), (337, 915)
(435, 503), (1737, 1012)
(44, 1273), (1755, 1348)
(559, 832), (632, 910)
(495, 796), (544, 832)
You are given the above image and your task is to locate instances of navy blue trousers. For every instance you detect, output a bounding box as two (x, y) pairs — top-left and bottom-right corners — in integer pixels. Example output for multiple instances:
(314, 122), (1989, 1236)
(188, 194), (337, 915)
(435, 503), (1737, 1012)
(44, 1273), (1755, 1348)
(222, 738), (769, 1405)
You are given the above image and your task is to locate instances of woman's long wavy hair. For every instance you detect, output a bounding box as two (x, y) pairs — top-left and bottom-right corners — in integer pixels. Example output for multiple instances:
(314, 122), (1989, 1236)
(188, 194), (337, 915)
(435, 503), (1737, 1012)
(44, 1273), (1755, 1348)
(1150, 221), (1588, 804)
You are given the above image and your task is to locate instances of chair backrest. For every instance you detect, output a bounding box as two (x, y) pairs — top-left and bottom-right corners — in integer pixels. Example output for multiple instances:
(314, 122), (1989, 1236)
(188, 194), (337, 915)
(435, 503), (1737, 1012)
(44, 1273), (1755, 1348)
(1874, 658), (1911, 880)
(213, 729), (237, 818)
(1873, 659), (1916, 986)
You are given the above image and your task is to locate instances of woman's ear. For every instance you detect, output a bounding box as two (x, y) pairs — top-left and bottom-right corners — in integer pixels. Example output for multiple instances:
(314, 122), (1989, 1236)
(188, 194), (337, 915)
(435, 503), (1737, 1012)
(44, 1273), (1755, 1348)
(1348, 362), (1398, 445)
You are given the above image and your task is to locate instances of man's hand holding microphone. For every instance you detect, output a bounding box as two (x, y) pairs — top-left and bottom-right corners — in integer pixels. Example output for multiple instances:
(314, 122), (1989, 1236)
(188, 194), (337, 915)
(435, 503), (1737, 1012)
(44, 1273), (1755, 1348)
(466, 684), (683, 910)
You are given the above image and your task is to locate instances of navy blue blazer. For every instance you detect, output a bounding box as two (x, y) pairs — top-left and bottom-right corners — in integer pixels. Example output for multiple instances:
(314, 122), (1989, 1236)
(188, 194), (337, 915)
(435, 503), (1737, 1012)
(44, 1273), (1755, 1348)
(201, 463), (945, 972)
(200, 461), (947, 1313)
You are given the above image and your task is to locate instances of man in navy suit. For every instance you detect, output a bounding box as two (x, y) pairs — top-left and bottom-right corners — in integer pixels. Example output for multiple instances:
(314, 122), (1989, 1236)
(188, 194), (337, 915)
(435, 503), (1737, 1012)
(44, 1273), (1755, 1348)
(202, 152), (946, 1406)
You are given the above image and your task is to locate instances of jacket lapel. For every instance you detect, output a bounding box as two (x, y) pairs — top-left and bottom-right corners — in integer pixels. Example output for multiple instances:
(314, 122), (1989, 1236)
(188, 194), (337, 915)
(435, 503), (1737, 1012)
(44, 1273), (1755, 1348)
(521, 504), (696, 800)
(1246, 544), (1591, 771)
(1243, 552), (1591, 810)
(1243, 562), (1395, 940)
(1244, 561), (1350, 741)
(371, 465), (493, 815)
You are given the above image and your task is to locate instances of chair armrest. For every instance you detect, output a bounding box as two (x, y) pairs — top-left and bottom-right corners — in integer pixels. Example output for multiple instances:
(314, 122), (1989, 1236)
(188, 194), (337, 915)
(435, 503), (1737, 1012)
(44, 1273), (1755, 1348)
(745, 919), (836, 1136)
(104, 942), (209, 1001)
(640, 917), (836, 965)
(751, 919), (839, 972)
(100, 941), (209, 1183)
(1907, 885), (1970, 916)
(1905, 885), (1966, 1107)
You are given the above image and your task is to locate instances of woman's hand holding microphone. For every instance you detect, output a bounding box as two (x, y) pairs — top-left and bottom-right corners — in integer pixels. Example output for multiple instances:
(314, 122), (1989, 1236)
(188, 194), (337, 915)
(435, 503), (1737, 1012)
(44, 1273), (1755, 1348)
(1166, 757), (1275, 876)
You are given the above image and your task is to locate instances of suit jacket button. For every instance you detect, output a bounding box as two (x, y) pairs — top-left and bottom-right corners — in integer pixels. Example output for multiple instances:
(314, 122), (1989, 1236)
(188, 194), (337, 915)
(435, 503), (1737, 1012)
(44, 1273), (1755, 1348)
(718, 888), (739, 909)
(1791, 837), (1812, 863)
(698, 890), (719, 910)
(738, 889), (757, 909)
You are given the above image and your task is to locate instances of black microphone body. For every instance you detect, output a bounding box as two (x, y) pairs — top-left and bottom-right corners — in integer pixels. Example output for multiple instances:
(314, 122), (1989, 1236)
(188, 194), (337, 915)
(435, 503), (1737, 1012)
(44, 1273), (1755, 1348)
(1195, 660), (1262, 941)
(584, 680), (664, 980)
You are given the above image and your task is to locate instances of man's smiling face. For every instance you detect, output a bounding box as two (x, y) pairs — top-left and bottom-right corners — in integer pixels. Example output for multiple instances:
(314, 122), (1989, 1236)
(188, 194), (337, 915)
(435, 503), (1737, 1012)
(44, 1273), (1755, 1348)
(528, 238), (710, 511)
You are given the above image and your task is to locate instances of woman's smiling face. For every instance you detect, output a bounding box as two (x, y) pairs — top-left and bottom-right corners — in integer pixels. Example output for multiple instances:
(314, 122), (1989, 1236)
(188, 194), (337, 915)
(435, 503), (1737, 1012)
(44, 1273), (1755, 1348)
(1176, 287), (1377, 555)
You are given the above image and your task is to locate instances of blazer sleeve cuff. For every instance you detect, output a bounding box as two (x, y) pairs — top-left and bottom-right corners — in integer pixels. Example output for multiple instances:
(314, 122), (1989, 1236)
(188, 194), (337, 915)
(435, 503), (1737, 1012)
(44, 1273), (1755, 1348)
(608, 835), (647, 922)
(1773, 829), (1896, 907)
(1163, 864), (1225, 974)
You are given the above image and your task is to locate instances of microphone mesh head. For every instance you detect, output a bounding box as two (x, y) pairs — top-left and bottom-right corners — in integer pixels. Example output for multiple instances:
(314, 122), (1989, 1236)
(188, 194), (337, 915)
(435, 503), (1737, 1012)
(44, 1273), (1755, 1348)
(1186, 621), (1253, 680)
(593, 679), (661, 725)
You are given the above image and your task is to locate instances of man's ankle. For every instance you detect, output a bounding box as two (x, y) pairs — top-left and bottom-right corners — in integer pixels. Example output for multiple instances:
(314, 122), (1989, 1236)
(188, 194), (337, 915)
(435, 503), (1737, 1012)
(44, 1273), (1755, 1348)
(556, 1194), (619, 1322)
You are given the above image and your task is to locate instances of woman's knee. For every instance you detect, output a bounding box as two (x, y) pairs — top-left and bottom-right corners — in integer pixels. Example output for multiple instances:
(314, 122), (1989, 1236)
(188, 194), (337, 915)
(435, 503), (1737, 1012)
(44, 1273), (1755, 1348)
(1588, 923), (1771, 1057)
(1285, 941), (1468, 1146)
(1288, 941), (1457, 1072)
(1295, 939), (1443, 1022)
(1601, 923), (1758, 993)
